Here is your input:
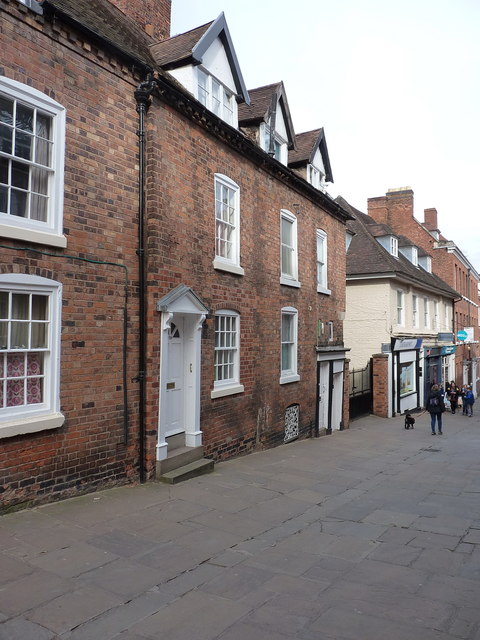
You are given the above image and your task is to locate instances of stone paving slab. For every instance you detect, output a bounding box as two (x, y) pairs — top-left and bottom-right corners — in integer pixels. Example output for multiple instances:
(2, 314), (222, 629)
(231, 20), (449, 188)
(2, 412), (480, 638)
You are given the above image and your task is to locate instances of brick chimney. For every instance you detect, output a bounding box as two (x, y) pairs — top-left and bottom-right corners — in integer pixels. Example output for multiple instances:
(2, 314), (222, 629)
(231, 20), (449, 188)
(367, 195), (388, 224)
(108, 0), (171, 41)
(423, 208), (438, 231)
(385, 187), (414, 223)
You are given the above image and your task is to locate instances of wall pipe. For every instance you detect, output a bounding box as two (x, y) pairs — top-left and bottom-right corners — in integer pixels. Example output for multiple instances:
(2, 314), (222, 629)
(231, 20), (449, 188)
(134, 74), (157, 483)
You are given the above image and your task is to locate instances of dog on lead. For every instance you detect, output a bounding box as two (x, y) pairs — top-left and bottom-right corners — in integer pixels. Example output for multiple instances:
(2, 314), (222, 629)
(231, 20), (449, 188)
(404, 413), (415, 429)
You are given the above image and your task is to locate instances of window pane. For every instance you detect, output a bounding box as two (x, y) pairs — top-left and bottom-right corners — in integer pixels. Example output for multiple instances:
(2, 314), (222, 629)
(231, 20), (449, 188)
(281, 218), (292, 244)
(0, 96), (13, 125)
(11, 161), (29, 189)
(15, 130), (33, 160)
(282, 343), (292, 371)
(11, 322), (29, 349)
(0, 292), (8, 319)
(27, 351), (44, 375)
(6, 377), (24, 406)
(16, 104), (34, 132)
(12, 294), (29, 319)
(0, 157), (8, 184)
(32, 295), (47, 320)
(282, 315), (292, 341)
(27, 376), (43, 404)
(0, 322), (7, 349)
(31, 323), (47, 348)
(10, 189), (28, 217)
(7, 352), (25, 376)
(282, 246), (292, 275)
(36, 113), (51, 140)
(0, 123), (12, 154)
(35, 138), (52, 167)
(30, 194), (48, 221)
(0, 186), (7, 214)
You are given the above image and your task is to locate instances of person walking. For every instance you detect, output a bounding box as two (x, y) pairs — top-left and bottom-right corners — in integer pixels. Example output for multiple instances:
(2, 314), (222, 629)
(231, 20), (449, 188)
(461, 384), (469, 415)
(427, 383), (446, 434)
(448, 382), (459, 414)
(464, 385), (475, 417)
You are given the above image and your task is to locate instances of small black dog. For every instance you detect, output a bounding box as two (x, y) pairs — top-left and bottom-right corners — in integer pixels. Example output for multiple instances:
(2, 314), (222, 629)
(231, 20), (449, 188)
(404, 413), (415, 429)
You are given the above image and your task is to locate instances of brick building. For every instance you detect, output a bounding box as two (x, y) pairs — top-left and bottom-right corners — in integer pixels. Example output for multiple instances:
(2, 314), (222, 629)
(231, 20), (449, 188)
(368, 188), (480, 393)
(341, 196), (458, 418)
(0, 0), (351, 509)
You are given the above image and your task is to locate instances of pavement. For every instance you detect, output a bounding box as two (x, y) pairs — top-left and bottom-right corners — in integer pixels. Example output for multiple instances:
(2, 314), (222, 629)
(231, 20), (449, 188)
(1, 409), (480, 640)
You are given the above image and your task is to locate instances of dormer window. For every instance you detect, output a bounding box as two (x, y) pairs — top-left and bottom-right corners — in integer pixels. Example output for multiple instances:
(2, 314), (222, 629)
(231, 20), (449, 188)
(419, 255), (432, 273)
(197, 69), (235, 126)
(411, 247), (418, 266)
(261, 122), (287, 165)
(390, 236), (398, 257)
(307, 165), (326, 191)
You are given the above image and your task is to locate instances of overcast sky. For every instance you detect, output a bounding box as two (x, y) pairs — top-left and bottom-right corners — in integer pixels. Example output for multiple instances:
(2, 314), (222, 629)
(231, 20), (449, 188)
(171, 0), (480, 272)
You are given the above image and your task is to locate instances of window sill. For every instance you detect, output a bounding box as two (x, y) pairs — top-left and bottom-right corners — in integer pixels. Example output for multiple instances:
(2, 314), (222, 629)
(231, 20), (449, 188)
(0, 412), (65, 440)
(279, 374), (300, 385)
(213, 259), (245, 276)
(211, 383), (244, 399)
(280, 276), (301, 288)
(0, 223), (67, 248)
(317, 285), (331, 295)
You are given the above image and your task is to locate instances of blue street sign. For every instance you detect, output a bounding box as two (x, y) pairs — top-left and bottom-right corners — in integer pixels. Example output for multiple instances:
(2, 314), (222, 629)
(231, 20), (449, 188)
(457, 330), (468, 341)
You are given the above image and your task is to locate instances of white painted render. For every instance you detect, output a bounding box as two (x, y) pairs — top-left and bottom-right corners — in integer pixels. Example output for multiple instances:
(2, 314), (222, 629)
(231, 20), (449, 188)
(345, 278), (454, 370)
(344, 280), (391, 369)
(275, 108), (288, 140)
(168, 66), (196, 95)
(201, 37), (236, 92)
(312, 147), (325, 174)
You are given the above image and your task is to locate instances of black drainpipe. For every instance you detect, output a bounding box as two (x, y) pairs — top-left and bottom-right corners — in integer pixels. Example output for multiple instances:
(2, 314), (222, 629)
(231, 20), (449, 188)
(134, 74), (157, 483)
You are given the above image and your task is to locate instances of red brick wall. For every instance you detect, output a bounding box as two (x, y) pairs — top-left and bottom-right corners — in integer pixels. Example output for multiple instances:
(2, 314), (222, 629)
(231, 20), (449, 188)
(372, 354), (389, 417)
(1, 1), (349, 506)
(0, 2), (142, 509)
(141, 103), (348, 466)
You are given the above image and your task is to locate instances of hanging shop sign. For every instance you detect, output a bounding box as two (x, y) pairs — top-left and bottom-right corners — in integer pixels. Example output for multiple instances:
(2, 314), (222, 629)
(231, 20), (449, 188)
(441, 345), (457, 355)
(392, 338), (423, 352)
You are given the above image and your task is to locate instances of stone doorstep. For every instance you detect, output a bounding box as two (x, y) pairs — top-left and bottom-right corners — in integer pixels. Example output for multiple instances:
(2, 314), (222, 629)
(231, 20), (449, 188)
(157, 445), (205, 476)
(159, 458), (215, 485)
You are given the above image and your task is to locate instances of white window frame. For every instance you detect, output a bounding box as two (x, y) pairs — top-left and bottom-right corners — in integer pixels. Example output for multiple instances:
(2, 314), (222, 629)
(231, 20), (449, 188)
(211, 310), (244, 399)
(197, 68), (236, 127)
(396, 290), (404, 325)
(316, 229), (330, 294)
(280, 307), (300, 384)
(308, 164), (326, 191)
(445, 303), (449, 330)
(261, 122), (288, 165)
(280, 209), (300, 287)
(411, 247), (418, 267)
(213, 174), (244, 276)
(390, 236), (398, 257)
(0, 76), (66, 247)
(0, 274), (64, 439)
(412, 294), (418, 327)
(433, 300), (439, 330)
(424, 297), (430, 328)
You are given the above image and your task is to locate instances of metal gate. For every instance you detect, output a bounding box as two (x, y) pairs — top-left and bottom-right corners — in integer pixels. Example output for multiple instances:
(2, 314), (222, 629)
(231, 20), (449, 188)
(349, 361), (372, 419)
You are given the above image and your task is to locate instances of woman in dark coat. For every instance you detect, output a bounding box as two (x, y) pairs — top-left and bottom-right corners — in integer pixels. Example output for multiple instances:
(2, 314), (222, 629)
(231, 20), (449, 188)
(426, 383), (445, 435)
(448, 382), (459, 414)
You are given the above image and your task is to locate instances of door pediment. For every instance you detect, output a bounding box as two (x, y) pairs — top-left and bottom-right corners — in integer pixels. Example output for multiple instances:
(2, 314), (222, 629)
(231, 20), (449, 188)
(156, 284), (209, 315)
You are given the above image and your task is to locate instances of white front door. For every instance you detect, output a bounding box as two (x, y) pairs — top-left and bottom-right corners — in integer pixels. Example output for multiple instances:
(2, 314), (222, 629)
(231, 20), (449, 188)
(165, 318), (184, 437)
(318, 361), (330, 431)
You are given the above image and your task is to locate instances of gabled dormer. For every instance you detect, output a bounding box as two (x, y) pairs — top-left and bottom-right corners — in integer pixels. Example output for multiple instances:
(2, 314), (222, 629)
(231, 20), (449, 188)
(238, 82), (296, 165)
(418, 251), (432, 273)
(398, 237), (419, 266)
(150, 13), (249, 127)
(368, 223), (399, 258)
(288, 128), (333, 192)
